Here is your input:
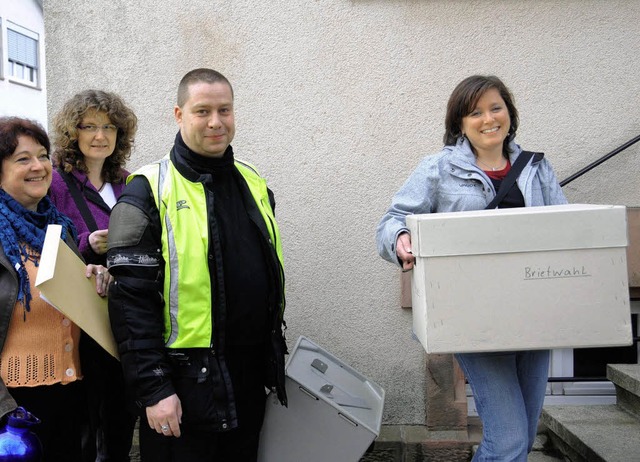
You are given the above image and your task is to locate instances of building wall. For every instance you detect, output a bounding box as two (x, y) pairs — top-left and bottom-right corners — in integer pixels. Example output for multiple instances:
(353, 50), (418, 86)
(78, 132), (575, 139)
(45, 0), (640, 425)
(0, 0), (47, 127)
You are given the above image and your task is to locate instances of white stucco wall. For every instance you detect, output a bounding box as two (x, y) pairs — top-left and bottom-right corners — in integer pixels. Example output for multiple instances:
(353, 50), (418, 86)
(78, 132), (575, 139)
(45, 0), (640, 425)
(0, 0), (47, 127)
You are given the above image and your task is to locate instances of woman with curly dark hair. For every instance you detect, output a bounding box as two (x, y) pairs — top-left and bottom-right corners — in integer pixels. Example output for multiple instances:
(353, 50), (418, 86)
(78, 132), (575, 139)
(50, 89), (137, 265)
(49, 90), (138, 462)
(0, 116), (110, 461)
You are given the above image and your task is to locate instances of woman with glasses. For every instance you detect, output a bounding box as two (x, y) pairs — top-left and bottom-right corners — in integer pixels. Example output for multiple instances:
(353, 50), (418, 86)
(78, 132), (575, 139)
(50, 90), (136, 266)
(49, 90), (138, 462)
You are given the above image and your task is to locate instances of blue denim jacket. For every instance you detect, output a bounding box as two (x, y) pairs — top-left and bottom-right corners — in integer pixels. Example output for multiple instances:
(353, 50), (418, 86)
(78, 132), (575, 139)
(376, 137), (568, 266)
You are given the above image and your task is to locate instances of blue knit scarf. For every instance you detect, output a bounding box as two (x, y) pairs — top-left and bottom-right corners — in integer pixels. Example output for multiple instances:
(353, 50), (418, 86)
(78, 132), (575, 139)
(0, 189), (77, 316)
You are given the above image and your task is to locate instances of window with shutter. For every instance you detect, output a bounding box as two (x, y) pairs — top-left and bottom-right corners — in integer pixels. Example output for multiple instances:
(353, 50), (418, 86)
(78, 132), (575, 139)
(6, 24), (39, 86)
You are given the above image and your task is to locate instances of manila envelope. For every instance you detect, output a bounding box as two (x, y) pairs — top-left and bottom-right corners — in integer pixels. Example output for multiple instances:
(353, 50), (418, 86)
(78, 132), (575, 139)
(35, 224), (118, 359)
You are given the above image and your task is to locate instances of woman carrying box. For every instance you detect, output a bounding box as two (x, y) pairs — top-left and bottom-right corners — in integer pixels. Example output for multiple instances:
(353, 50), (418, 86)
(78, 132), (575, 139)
(376, 75), (567, 462)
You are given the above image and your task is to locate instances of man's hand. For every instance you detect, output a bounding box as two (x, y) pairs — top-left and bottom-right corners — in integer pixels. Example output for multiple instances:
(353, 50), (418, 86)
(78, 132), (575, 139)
(146, 394), (183, 438)
(396, 232), (415, 272)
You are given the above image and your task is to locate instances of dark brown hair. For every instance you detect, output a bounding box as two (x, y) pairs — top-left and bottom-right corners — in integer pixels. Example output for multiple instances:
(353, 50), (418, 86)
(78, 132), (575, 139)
(0, 117), (50, 173)
(52, 90), (137, 183)
(177, 68), (234, 107)
(443, 75), (519, 155)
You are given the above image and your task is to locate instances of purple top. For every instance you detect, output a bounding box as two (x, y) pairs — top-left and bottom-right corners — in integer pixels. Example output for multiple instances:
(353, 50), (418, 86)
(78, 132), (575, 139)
(49, 168), (128, 264)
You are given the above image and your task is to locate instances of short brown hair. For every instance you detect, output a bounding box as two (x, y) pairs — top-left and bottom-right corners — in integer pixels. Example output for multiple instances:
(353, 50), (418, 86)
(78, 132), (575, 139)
(444, 75), (519, 155)
(0, 117), (50, 173)
(177, 68), (233, 107)
(52, 90), (137, 183)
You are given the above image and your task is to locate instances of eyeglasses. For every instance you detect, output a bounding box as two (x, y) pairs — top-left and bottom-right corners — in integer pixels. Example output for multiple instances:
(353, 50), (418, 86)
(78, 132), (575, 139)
(77, 124), (118, 133)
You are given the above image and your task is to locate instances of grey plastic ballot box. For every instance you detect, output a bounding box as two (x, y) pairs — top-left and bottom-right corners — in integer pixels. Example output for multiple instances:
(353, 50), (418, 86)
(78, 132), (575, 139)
(258, 336), (385, 462)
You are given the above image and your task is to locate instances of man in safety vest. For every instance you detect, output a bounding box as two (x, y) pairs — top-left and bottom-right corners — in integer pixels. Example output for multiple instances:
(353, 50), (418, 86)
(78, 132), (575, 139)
(106, 68), (287, 462)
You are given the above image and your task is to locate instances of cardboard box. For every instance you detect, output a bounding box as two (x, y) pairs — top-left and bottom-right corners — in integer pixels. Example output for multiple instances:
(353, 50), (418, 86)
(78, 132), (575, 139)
(258, 336), (384, 462)
(406, 204), (632, 354)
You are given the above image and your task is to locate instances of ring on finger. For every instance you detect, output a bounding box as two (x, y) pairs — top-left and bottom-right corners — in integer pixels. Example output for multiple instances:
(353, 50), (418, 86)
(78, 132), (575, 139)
(161, 424), (170, 432)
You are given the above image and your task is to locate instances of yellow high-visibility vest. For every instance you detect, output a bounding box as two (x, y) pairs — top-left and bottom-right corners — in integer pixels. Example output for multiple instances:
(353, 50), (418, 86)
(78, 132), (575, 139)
(130, 156), (284, 348)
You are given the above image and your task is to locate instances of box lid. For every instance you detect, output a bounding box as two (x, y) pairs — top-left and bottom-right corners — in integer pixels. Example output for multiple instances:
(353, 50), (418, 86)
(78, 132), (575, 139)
(406, 204), (627, 257)
(285, 336), (385, 435)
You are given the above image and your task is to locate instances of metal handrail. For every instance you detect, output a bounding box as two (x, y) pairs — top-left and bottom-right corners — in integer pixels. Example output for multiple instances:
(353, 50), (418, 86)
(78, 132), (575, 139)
(560, 134), (640, 187)
(551, 135), (640, 382)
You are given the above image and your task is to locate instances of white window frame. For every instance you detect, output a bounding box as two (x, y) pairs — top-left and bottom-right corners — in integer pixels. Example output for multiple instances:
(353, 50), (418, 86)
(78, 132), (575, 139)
(5, 21), (40, 88)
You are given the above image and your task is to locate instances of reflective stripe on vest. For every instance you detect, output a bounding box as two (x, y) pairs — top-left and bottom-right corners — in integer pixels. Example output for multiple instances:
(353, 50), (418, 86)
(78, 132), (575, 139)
(129, 155), (285, 348)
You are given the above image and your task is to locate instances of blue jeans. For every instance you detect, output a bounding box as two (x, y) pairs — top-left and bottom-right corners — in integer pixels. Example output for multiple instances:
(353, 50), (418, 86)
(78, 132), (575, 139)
(455, 350), (550, 462)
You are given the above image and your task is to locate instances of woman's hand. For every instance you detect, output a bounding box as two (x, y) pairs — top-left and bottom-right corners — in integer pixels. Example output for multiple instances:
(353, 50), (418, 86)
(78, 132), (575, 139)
(86, 264), (111, 296)
(89, 229), (109, 255)
(396, 232), (415, 272)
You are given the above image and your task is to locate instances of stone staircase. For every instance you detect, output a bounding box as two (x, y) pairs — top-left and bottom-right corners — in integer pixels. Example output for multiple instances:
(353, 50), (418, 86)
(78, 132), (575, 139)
(541, 364), (640, 462)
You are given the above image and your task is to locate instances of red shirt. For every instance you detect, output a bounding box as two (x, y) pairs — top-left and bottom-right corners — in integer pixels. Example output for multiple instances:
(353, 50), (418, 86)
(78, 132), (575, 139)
(483, 159), (511, 180)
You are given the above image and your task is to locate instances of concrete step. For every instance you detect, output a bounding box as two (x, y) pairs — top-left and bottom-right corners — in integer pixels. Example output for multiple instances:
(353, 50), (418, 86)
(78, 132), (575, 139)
(527, 451), (567, 462)
(471, 433), (566, 462)
(541, 405), (640, 462)
(607, 363), (640, 418)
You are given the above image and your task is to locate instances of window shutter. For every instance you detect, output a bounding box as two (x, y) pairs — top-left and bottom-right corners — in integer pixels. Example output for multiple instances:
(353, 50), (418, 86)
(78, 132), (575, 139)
(8, 29), (38, 68)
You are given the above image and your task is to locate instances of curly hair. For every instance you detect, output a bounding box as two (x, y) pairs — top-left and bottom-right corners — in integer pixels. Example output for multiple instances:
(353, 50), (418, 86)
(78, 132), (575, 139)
(52, 90), (137, 183)
(443, 75), (519, 156)
(0, 117), (50, 172)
